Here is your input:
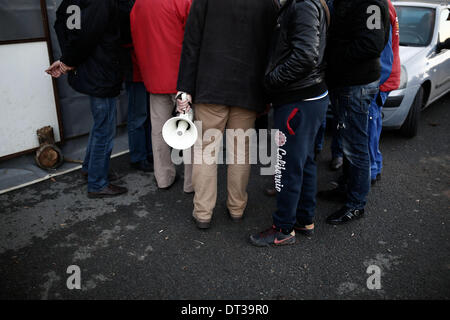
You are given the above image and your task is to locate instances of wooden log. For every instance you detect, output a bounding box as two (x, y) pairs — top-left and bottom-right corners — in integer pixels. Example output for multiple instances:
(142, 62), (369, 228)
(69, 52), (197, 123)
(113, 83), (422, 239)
(35, 143), (63, 169)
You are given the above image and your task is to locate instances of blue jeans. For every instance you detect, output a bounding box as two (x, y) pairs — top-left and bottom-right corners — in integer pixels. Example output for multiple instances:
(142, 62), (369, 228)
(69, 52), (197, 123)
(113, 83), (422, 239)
(330, 81), (379, 209)
(331, 133), (343, 158)
(126, 81), (152, 163)
(272, 95), (329, 230)
(368, 91), (388, 180)
(82, 96), (117, 192)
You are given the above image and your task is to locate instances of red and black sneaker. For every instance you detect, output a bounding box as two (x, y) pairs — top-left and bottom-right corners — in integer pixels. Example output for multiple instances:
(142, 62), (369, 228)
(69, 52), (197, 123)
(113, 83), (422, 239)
(294, 222), (314, 237)
(249, 225), (296, 247)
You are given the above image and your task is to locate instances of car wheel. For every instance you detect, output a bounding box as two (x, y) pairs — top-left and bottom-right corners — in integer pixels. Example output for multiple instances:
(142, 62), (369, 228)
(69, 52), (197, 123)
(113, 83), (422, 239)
(399, 86), (423, 138)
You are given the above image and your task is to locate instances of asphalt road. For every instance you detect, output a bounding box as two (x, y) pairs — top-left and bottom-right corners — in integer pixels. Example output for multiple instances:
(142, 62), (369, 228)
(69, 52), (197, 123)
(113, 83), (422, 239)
(0, 94), (449, 300)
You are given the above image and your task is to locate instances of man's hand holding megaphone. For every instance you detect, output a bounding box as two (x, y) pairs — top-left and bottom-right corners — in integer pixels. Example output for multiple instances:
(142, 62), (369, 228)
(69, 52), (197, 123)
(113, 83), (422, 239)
(162, 92), (198, 150)
(176, 91), (193, 113)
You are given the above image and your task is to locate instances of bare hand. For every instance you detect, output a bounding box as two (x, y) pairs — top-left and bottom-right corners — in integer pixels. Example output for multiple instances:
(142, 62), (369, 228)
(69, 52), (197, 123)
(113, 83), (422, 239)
(45, 61), (63, 78)
(45, 60), (75, 78)
(60, 62), (74, 74)
(176, 92), (192, 114)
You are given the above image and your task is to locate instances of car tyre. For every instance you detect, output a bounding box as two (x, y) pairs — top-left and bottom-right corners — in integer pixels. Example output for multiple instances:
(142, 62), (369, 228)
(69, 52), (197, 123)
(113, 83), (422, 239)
(400, 86), (423, 138)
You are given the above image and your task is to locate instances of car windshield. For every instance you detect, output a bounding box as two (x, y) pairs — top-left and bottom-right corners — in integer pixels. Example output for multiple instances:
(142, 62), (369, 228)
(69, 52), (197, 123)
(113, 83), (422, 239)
(395, 6), (436, 47)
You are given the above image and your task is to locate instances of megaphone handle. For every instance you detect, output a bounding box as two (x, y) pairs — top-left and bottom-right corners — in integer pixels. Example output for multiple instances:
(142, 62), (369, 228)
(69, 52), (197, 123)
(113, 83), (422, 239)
(182, 102), (193, 114)
(175, 93), (193, 116)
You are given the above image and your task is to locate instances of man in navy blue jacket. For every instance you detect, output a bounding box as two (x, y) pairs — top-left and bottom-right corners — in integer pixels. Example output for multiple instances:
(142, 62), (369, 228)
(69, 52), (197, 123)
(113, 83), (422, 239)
(47, 0), (127, 198)
(321, 0), (390, 225)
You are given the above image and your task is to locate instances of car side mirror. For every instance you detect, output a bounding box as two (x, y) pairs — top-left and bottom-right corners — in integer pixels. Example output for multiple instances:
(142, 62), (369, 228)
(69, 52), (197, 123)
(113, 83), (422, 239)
(437, 38), (450, 52)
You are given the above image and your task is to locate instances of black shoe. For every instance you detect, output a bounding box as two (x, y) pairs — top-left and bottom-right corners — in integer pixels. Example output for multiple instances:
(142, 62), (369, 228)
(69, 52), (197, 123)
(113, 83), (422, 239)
(192, 212), (211, 229)
(249, 225), (296, 247)
(294, 222), (314, 236)
(227, 209), (243, 222)
(330, 157), (343, 171)
(158, 173), (179, 190)
(326, 206), (364, 225)
(371, 173), (381, 186)
(81, 170), (119, 182)
(317, 185), (347, 203)
(88, 184), (128, 199)
(130, 159), (154, 172)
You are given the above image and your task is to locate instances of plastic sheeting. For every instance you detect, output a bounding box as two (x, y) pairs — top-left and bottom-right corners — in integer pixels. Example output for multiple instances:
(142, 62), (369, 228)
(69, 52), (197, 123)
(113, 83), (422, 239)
(0, 127), (130, 194)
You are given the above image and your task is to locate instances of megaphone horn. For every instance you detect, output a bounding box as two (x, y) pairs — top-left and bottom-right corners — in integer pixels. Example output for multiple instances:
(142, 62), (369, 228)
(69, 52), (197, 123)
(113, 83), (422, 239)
(162, 109), (198, 150)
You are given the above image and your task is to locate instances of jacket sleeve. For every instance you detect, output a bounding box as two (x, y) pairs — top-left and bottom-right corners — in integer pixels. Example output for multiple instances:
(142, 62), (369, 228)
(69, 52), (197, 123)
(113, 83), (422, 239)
(266, 1), (322, 89)
(54, 0), (71, 61)
(118, 0), (135, 45)
(58, 0), (112, 67)
(330, 0), (387, 63)
(176, 0), (207, 96)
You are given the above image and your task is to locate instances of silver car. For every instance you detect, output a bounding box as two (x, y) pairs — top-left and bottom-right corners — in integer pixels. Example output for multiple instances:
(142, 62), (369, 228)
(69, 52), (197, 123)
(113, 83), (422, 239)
(384, 1), (450, 137)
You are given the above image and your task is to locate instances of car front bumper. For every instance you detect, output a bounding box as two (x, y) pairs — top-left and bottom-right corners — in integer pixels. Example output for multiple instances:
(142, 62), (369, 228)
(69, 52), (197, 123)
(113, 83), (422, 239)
(382, 84), (420, 129)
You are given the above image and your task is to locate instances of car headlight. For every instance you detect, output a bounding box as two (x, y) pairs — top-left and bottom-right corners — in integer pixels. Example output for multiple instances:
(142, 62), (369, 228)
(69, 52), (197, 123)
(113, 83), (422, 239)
(398, 65), (408, 90)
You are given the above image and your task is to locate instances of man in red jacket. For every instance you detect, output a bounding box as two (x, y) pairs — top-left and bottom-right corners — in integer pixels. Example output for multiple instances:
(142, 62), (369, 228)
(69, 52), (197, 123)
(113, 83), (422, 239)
(119, 0), (154, 174)
(131, 0), (193, 192)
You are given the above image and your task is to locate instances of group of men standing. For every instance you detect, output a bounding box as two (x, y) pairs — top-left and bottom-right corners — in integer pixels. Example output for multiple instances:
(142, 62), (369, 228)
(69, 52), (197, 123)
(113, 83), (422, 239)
(46, 0), (400, 248)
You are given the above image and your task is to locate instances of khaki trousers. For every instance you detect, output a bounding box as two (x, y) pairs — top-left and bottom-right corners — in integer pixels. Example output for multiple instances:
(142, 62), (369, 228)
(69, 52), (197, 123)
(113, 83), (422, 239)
(149, 94), (193, 192)
(192, 104), (257, 222)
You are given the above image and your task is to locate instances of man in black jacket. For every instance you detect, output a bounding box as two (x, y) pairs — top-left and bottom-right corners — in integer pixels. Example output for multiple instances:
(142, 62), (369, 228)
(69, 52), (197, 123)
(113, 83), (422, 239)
(47, 0), (127, 198)
(320, 0), (390, 224)
(250, 0), (330, 247)
(176, 0), (278, 229)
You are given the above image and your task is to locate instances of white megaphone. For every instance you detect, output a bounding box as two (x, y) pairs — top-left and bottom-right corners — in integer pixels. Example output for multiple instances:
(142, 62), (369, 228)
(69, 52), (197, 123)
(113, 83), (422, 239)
(162, 94), (198, 150)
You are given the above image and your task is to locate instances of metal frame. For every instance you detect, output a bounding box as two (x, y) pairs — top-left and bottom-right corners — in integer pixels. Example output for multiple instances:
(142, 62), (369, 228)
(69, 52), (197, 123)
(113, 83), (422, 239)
(0, 0), (64, 161)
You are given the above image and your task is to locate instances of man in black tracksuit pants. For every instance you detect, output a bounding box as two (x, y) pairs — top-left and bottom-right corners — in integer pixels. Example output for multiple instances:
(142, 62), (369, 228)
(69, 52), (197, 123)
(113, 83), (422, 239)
(250, 0), (330, 247)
